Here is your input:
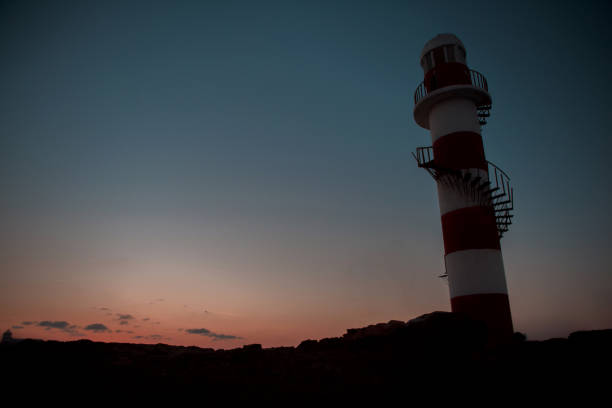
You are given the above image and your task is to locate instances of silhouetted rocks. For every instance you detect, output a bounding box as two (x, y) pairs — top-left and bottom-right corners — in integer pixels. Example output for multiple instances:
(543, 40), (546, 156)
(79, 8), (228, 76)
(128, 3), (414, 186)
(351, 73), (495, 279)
(568, 329), (612, 345)
(297, 339), (318, 350)
(343, 319), (407, 340)
(2, 312), (610, 396)
(241, 343), (263, 352)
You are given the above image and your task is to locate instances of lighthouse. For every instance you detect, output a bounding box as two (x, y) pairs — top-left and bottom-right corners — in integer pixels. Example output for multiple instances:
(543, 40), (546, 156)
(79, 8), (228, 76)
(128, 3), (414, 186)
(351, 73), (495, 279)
(412, 34), (515, 342)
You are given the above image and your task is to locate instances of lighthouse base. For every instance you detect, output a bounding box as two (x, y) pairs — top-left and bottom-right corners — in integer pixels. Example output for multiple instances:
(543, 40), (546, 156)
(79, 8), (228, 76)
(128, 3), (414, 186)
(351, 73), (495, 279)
(451, 293), (514, 345)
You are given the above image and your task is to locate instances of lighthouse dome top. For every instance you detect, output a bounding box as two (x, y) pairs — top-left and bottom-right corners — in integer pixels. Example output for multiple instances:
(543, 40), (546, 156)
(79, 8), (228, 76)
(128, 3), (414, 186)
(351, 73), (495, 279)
(420, 33), (465, 62)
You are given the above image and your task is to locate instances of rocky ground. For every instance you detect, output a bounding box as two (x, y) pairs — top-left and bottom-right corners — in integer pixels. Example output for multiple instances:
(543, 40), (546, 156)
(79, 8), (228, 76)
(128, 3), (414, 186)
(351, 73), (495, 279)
(2, 311), (610, 397)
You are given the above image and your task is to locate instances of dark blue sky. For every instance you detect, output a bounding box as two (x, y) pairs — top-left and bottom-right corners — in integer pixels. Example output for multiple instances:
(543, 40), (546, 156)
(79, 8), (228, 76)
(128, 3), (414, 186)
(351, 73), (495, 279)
(1, 0), (611, 345)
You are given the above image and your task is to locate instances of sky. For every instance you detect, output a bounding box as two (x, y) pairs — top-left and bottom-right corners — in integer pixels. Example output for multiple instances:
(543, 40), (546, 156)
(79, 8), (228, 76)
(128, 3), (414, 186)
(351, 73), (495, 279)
(1, 0), (611, 348)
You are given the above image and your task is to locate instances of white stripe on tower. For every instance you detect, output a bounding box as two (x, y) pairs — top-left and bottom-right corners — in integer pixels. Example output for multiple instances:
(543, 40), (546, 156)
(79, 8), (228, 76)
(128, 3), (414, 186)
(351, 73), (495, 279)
(430, 98), (480, 142)
(445, 249), (508, 298)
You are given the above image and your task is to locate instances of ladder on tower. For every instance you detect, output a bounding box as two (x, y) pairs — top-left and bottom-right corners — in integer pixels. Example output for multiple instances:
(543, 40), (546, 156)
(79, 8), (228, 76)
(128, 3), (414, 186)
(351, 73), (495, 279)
(477, 104), (491, 126)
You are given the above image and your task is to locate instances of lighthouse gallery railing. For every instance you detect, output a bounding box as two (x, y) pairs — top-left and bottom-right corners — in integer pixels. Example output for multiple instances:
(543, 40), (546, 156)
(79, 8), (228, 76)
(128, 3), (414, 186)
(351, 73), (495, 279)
(414, 69), (489, 105)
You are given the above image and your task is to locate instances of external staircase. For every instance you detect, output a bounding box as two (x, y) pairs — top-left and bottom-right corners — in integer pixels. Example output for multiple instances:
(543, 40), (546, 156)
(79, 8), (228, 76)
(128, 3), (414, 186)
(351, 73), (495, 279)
(412, 146), (514, 239)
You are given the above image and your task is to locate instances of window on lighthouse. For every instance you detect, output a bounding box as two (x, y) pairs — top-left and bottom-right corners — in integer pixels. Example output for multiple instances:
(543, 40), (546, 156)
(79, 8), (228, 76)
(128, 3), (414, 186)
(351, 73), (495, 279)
(433, 47), (445, 66)
(421, 52), (434, 71)
(456, 45), (466, 63)
(445, 45), (455, 62)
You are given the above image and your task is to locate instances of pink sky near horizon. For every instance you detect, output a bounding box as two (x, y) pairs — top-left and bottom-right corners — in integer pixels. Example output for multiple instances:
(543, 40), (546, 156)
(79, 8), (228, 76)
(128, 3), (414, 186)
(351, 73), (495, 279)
(1, 263), (444, 348)
(2, 237), (609, 348)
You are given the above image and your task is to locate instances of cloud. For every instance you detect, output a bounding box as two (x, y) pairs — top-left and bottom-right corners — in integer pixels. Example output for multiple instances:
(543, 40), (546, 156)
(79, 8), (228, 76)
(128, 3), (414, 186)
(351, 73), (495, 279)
(115, 314), (134, 325)
(84, 323), (109, 332)
(38, 321), (69, 330)
(12, 325), (24, 329)
(22, 321), (36, 325)
(93, 307), (112, 315)
(185, 328), (242, 341)
(209, 333), (240, 340)
(142, 318), (150, 321)
(36, 321), (82, 336)
(186, 328), (211, 335)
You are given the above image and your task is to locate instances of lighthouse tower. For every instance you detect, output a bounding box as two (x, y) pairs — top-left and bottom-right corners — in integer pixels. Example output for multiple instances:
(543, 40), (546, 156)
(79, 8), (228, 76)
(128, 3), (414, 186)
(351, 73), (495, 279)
(412, 34), (515, 342)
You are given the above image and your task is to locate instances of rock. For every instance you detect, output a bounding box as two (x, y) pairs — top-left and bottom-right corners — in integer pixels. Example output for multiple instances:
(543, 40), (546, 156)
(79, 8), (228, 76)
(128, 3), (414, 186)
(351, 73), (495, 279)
(342, 320), (409, 341)
(242, 343), (262, 351)
(568, 329), (612, 345)
(297, 339), (318, 351)
(405, 311), (488, 350)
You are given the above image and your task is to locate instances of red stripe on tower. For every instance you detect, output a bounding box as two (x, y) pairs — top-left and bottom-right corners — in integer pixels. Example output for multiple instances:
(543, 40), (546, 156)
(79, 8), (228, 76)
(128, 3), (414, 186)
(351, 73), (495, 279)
(412, 34), (515, 344)
(441, 206), (500, 254)
(451, 294), (513, 337)
(433, 131), (487, 171)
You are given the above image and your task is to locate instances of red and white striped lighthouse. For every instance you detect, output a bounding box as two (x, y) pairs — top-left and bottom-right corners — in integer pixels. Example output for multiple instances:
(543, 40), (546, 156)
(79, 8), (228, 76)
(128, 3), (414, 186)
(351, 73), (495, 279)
(412, 34), (515, 342)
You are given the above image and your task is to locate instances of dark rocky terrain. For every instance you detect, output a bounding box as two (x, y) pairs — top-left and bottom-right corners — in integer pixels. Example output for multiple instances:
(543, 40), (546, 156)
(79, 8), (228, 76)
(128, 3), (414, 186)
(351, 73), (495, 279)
(2, 312), (610, 397)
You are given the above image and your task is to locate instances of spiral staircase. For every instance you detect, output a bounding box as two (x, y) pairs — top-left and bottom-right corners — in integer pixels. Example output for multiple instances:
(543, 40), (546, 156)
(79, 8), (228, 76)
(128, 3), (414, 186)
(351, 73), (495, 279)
(412, 146), (514, 239)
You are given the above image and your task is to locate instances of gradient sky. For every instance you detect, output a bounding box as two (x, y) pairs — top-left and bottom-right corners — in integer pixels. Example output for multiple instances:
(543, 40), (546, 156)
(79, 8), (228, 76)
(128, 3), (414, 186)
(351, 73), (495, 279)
(1, 0), (611, 348)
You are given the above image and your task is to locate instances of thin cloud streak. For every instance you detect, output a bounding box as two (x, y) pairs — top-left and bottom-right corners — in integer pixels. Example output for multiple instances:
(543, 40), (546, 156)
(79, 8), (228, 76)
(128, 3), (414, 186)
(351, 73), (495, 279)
(84, 323), (110, 333)
(185, 328), (242, 341)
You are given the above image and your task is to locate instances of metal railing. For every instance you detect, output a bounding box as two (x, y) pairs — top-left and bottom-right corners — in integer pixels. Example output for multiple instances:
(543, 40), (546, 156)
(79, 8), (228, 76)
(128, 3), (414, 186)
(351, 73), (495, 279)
(470, 70), (488, 92)
(487, 161), (514, 237)
(487, 161), (511, 202)
(414, 69), (489, 105)
(411, 146), (436, 179)
(412, 146), (434, 168)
